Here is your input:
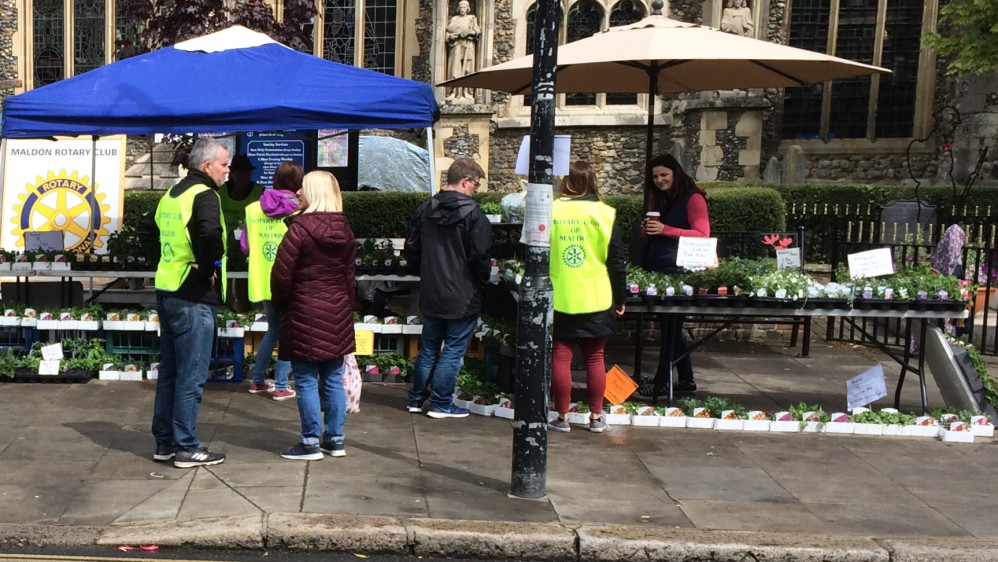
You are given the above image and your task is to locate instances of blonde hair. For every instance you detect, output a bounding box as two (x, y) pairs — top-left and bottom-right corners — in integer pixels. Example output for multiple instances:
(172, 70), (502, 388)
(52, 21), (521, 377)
(301, 170), (343, 213)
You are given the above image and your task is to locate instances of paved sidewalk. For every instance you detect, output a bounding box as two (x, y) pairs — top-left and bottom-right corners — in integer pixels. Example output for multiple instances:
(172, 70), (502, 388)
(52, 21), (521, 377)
(1, 338), (997, 560)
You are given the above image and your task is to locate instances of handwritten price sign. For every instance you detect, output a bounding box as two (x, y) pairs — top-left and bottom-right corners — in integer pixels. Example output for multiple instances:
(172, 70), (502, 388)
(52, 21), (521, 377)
(847, 248), (894, 279)
(675, 237), (718, 269)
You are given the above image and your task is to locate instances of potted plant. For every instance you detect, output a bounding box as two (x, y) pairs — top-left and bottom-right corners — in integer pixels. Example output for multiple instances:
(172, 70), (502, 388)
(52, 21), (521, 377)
(481, 202), (503, 224)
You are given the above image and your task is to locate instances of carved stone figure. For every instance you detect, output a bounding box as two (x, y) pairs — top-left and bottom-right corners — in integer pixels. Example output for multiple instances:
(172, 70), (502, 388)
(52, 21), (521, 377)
(445, 0), (480, 104)
(721, 0), (754, 37)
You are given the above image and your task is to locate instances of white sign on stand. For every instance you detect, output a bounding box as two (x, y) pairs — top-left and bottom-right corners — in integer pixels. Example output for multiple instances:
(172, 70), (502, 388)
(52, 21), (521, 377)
(38, 360), (61, 375)
(40, 342), (64, 361)
(846, 364), (888, 410)
(675, 237), (718, 269)
(847, 248), (895, 279)
(776, 247), (802, 270)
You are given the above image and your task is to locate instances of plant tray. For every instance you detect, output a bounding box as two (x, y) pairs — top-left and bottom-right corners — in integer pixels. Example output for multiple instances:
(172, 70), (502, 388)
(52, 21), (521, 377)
(3, 368), (93, 384)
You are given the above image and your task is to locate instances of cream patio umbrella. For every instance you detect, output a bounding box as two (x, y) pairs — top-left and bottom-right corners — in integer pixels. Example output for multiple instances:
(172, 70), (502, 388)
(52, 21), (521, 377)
(440, 1), (890, 170)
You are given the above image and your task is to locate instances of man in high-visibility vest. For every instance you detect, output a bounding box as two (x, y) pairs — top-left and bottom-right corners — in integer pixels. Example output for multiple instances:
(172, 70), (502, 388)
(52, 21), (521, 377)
(147, 137), (229, 469)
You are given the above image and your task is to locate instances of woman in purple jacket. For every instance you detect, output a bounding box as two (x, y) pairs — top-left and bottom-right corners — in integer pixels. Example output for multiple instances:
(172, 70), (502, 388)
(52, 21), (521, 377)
(271, 171), (356, 461)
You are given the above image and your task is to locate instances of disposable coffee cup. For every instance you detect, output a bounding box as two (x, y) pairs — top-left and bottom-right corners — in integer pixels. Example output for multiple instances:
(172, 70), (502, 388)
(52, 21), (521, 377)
(646, 211), (661, 222)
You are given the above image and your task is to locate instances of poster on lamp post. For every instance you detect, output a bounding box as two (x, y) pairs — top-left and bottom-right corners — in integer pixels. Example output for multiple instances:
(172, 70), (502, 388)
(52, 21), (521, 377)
(0, 136), (126, 253)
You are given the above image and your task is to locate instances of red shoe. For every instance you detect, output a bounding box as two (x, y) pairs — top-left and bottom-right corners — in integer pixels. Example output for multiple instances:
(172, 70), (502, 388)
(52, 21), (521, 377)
(273, 388), (297, 401)
(248, 382), (275, 394)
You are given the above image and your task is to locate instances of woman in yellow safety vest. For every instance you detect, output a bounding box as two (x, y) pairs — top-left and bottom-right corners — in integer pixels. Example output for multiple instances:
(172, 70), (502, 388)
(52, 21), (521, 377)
(242, 161), (302, 401)
(547, 161), (627, 434)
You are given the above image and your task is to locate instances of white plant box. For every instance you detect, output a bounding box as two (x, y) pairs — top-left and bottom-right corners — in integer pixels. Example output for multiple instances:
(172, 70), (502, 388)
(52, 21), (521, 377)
(468, 401), (496, 417)
(742, 419), (772, 432)
(124, 321), (145, 331)
(146, 369), (159, 380)
(566, 412), (590, 426)
(882, 424), (905, 437)
(686, 416), (715, 430)
(402, 324), (423, 334)
(57, 320), (78, 330)
(0, 262), (10, 272)
(604, 413), (631, 426)
(631, 413), (661, 427)
(37, 320), (59, 330)
(250, 321), (269, 332)
(823, 422), (855, 434)
(380, 324), (403, 334)
(145, 322), (160, 332)
(12, 262), (32, 272)
(714, 418), (744, 431)
(31, 262), (52, 271)
(906, 425), (939, 438)
(660, 407), (687, 428)
(853, 423), (885, 436)
(119, 370), (143, 381)
(452, 398), (472, 410)
(0, 317), (19, 327)
(494, 406), (514, 419)
(970, 417), (995, 437)
(769, 421), (800, 433)
(218, 327), (244, 337)
(20, 317), (37, 327)
(77, 321), (100, 331)
(98, 370), (122, 380)
(940, 428), (975, 443)
(801, 421), (823, 433)
(50, 262), (71, 271)
(354, 323), (382, 333)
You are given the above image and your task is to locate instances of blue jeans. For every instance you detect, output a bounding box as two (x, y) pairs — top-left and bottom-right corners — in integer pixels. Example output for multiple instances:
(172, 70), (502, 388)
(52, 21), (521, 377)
(408, 314), (477, 409)
(152, 295), (217, 450)
(291, 358), (345, 445)
(251, 300), (291, 390)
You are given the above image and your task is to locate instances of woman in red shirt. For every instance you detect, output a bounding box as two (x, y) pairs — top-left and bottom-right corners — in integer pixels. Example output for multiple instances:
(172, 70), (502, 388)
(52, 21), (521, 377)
(639, 154), (710, 395)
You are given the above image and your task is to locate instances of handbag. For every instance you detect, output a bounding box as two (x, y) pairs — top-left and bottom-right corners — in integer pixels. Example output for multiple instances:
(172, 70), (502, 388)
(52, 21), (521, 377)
(343, 353), (362, 414)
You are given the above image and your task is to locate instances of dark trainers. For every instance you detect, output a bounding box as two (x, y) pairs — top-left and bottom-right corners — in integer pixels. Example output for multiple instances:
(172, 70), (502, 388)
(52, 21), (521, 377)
(427, 404), (470, 419)
(406, 400), (424, 413)
(548, 418), (571, 433)
(174, 447), (225, 468)
(589, 416), (610, 433)
(319, 440), (346, 457)
(280, 442), (323, 461)
(674, 380), (698, 393)
(153, 443), (176, 461)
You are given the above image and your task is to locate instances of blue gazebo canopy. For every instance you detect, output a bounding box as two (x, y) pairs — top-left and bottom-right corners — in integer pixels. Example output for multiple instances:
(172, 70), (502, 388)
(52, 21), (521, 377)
(1, 26), (439, 138)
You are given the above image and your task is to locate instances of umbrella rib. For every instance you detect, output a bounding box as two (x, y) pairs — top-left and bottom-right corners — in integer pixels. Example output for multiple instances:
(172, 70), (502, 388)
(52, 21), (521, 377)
(749, 61), (810, 87)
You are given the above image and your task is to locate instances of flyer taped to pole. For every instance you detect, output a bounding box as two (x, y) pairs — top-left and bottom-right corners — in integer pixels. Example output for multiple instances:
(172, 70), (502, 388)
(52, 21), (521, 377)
(520, 182), (552, 247)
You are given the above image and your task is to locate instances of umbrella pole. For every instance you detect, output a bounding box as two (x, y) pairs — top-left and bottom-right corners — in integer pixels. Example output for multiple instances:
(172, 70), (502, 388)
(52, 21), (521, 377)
(643, 65), (659, 211)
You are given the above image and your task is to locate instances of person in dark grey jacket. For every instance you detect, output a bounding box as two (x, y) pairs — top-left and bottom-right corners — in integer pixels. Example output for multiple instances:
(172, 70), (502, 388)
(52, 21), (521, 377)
(404, 158), (492, 418)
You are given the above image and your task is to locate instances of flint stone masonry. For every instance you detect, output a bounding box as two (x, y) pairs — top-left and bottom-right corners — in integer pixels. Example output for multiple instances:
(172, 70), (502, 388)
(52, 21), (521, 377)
(0, 0), (16, 100)
(490, 127), (650, 195)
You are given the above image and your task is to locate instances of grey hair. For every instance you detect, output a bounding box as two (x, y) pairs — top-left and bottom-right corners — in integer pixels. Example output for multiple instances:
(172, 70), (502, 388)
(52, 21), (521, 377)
(188, 137), (226, 171)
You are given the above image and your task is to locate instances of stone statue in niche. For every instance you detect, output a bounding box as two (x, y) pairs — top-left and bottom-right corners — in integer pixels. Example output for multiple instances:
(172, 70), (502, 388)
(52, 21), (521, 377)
(720, 0), (754, 37)
(445, 0), (480, 104)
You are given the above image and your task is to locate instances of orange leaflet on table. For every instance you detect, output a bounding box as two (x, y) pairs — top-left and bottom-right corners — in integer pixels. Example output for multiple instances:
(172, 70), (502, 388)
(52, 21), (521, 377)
(603, 364), (638, 405)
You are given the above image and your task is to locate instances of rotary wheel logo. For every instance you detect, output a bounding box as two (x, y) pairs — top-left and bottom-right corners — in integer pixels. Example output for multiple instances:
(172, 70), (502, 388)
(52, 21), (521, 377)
(262, 241), (279, 262)
(11, 170), (111, 252)
(562, 244), (586, 268)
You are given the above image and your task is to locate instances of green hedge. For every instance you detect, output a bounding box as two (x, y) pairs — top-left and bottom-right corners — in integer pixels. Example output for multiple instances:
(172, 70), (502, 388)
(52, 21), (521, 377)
(123, 187), (787, 240)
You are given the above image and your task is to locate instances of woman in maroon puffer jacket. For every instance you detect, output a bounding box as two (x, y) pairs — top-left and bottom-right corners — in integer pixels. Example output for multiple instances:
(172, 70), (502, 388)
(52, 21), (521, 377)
(271, 170), (356, 461)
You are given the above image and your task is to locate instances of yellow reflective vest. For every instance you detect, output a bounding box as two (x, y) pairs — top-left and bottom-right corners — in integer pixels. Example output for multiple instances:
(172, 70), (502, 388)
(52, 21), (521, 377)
(154, 184), (227, 300)
(549, 198), (616, 314)
(244, 201), (288, 302)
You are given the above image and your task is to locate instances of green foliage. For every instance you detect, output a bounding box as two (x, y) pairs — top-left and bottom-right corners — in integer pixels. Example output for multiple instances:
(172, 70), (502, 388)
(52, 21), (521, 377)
(707, 188), (787, 233)
(852, 410), (916, 425)
(122, 191), (164, 232)
(923, 0), (998, 75)
(342, 191), (429, 238)
(0, 349), (18, 378)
